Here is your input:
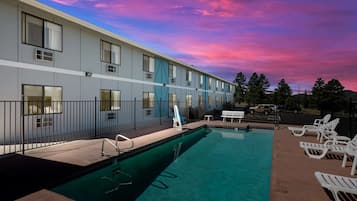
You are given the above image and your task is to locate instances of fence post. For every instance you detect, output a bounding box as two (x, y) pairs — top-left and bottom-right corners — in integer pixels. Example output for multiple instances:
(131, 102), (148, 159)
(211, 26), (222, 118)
(349, 97), (352, 138)
(21, 99), (25, 155)
(160, 98), (162, 125)
(94, 96), (97, 138)
(134, 97), (136, 130)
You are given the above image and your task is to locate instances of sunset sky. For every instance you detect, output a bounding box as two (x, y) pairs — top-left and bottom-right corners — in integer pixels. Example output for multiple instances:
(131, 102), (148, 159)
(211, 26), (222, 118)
(39, 0), (357, 92)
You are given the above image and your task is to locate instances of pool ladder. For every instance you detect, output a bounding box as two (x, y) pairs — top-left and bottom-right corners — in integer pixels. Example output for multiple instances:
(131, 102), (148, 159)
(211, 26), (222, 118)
(101, 134), (134, 156)
(101, 167), (133, 194)
(173, 142), (183, 161)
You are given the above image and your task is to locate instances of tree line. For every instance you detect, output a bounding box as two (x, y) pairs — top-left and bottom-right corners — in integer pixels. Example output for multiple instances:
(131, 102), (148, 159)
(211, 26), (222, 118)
(233, 72), (347, 114)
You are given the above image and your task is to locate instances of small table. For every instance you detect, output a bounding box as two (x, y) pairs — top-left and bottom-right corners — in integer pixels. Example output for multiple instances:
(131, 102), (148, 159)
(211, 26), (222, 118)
(204, 115), (213, 121)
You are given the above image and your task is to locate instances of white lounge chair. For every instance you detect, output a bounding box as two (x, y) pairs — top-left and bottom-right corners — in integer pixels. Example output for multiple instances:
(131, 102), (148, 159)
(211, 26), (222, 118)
(317, 118), (340, 142)
(300, 135), (357, 160)
(315, 171), (357, 201)
(288, 114), (331, 137)
(299, 141), (345, 159)
(342, 134), (357, 175)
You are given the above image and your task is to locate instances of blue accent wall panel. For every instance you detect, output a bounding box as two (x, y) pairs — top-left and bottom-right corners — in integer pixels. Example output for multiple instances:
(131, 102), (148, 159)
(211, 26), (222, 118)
(154, 57), (169, 117)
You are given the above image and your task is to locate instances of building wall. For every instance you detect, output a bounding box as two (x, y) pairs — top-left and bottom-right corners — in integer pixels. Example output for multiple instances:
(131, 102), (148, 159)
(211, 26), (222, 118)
(0, 1), (236, 143)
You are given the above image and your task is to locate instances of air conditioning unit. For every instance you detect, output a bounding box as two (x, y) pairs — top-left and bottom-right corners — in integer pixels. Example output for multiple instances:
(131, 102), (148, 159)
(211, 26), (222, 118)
(107, 112), (116, 120)
(145, 110), (152, 116)
(36, 117), (53, 127)
(146, 73), (153, 79)
(106, 65), (116, 73)
(187, 81), (191, 86)
(171, 78), (176, 83)
(35, 49), (54, 62)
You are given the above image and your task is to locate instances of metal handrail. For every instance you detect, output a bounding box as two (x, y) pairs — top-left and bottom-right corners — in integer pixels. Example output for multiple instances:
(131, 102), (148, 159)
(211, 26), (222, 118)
(101, 134), (134, 156)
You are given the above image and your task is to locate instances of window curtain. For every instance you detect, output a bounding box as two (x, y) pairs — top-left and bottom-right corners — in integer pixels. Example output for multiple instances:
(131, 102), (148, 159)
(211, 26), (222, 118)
(44, 21), (62, 51)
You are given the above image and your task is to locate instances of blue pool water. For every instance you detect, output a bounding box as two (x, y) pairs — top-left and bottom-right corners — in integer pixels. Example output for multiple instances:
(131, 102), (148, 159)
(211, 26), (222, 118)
(136, 128), (273, 201)
(53, 127), (273, 201)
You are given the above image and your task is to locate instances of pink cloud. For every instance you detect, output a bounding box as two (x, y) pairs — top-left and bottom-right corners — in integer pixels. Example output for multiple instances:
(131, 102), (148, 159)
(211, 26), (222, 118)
(51, 0), (78, 6)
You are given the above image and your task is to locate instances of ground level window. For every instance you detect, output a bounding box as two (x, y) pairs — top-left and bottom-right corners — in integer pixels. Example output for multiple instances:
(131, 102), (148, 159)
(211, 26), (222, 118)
(186, 95), (192, 107)
(169, 93), (176, 108)
(143, 92), (154, 108)
(198, 95), (203, 106)
(23, 85), (62, 115)
(100, 90), (121, 111)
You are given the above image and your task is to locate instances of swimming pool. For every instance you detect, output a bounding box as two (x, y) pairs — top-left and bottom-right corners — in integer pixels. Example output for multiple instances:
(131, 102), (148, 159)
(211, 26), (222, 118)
(53, 127), (273, 201)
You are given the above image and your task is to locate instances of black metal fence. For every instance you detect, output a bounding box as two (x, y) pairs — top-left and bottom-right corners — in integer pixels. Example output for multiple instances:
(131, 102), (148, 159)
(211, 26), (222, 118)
(0, 98), (230, 156)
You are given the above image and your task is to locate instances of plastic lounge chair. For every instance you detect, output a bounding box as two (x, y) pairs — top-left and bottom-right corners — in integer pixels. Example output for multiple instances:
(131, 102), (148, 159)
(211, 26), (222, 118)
(342, 134), (357, 175)
(288, 114), (331, 137)
(315, 171), (357, 201)
(317, 118), (340, 142)
(299, 141), (345, 159)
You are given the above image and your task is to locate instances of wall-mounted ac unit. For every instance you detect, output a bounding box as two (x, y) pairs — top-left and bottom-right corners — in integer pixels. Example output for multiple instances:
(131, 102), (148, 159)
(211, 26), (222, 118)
(145, 110), (152, 116)
(171, 78), (176, 83)
(106, 65), (116, 73)
(35, 49), (54, 62)
(107, 112), (116, 120)
(36, 117), (53, 127)
(146, 73), (153, 79)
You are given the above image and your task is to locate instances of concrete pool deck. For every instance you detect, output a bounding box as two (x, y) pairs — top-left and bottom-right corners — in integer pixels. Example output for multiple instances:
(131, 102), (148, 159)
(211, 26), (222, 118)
(7, 120), (355, 200)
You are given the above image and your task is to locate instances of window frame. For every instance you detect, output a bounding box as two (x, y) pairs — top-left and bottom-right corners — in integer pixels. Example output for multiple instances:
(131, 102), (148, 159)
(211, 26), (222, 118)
(143, 92), (155, 108)
(186, 95), (192, 107)
(22, 12), (63, 52)
(169, 64), (177, 78)
(100, 89), (121, 111)
(100, 40), (121, 65)
(22, 84), (63, 116)
(169, 93), (176, 108)
(143, 55), (155, 73)
(186, 70), (192, 82)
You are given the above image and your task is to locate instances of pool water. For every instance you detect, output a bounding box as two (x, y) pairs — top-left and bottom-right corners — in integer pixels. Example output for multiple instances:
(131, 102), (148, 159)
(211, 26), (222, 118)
(52, 128), (273, 201)
(137, 128), (273, 201)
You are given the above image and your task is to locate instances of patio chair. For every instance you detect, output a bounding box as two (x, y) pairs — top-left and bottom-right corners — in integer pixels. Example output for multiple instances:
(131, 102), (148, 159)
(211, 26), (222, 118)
(342, 134), (357, 175)
(299, 134), (357, 160)
(317, 118), (340, 142)
(288, 114), (331, 137)
(315, 171), (357, 201)
(299, 141), (345, 159)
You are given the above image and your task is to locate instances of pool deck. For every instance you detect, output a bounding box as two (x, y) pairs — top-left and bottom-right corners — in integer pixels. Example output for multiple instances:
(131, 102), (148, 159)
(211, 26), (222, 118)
(9, 120), (355, 200)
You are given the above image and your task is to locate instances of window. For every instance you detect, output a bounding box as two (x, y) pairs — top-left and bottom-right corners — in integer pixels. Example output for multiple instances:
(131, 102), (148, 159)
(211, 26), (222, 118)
(100, 90), (121, 111)
(22, 13), (62, 51)
(143, 92), (154, 108)
(199, 75), (203, 88)
(169, 64), (177, 78)
(222, 82), (225, 91)
(208, 96), (211, 105)
(208, 78), (212, 89)
(216, 80), (219, 90)
(186, 70), (192, 82)
(23, 85), (62, 115)
(221, 96), (224, 104)
(101, 40), (121, 65)
(215, 96), (219, 105)
(186, 95), (192, 107)
(143, 55), (155, 73)
(198, 95), (203, 106)
(169, 93), (176, 108)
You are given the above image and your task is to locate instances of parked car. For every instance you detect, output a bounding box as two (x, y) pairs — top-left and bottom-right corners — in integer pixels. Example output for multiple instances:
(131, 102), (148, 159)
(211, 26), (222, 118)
(249, 104), (277, 115)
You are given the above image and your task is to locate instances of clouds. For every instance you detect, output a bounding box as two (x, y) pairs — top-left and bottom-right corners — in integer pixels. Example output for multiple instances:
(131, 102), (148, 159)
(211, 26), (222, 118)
(43, 0), (357, 91)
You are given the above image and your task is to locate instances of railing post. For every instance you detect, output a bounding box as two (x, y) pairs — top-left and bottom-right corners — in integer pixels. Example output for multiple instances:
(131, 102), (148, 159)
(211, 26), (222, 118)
(349, 97), (352, 138)
(21, 99), (25, 155)
(134, 97), (136, 130)
(160, 98), (162, 125)
(94, 96), (97, 138)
